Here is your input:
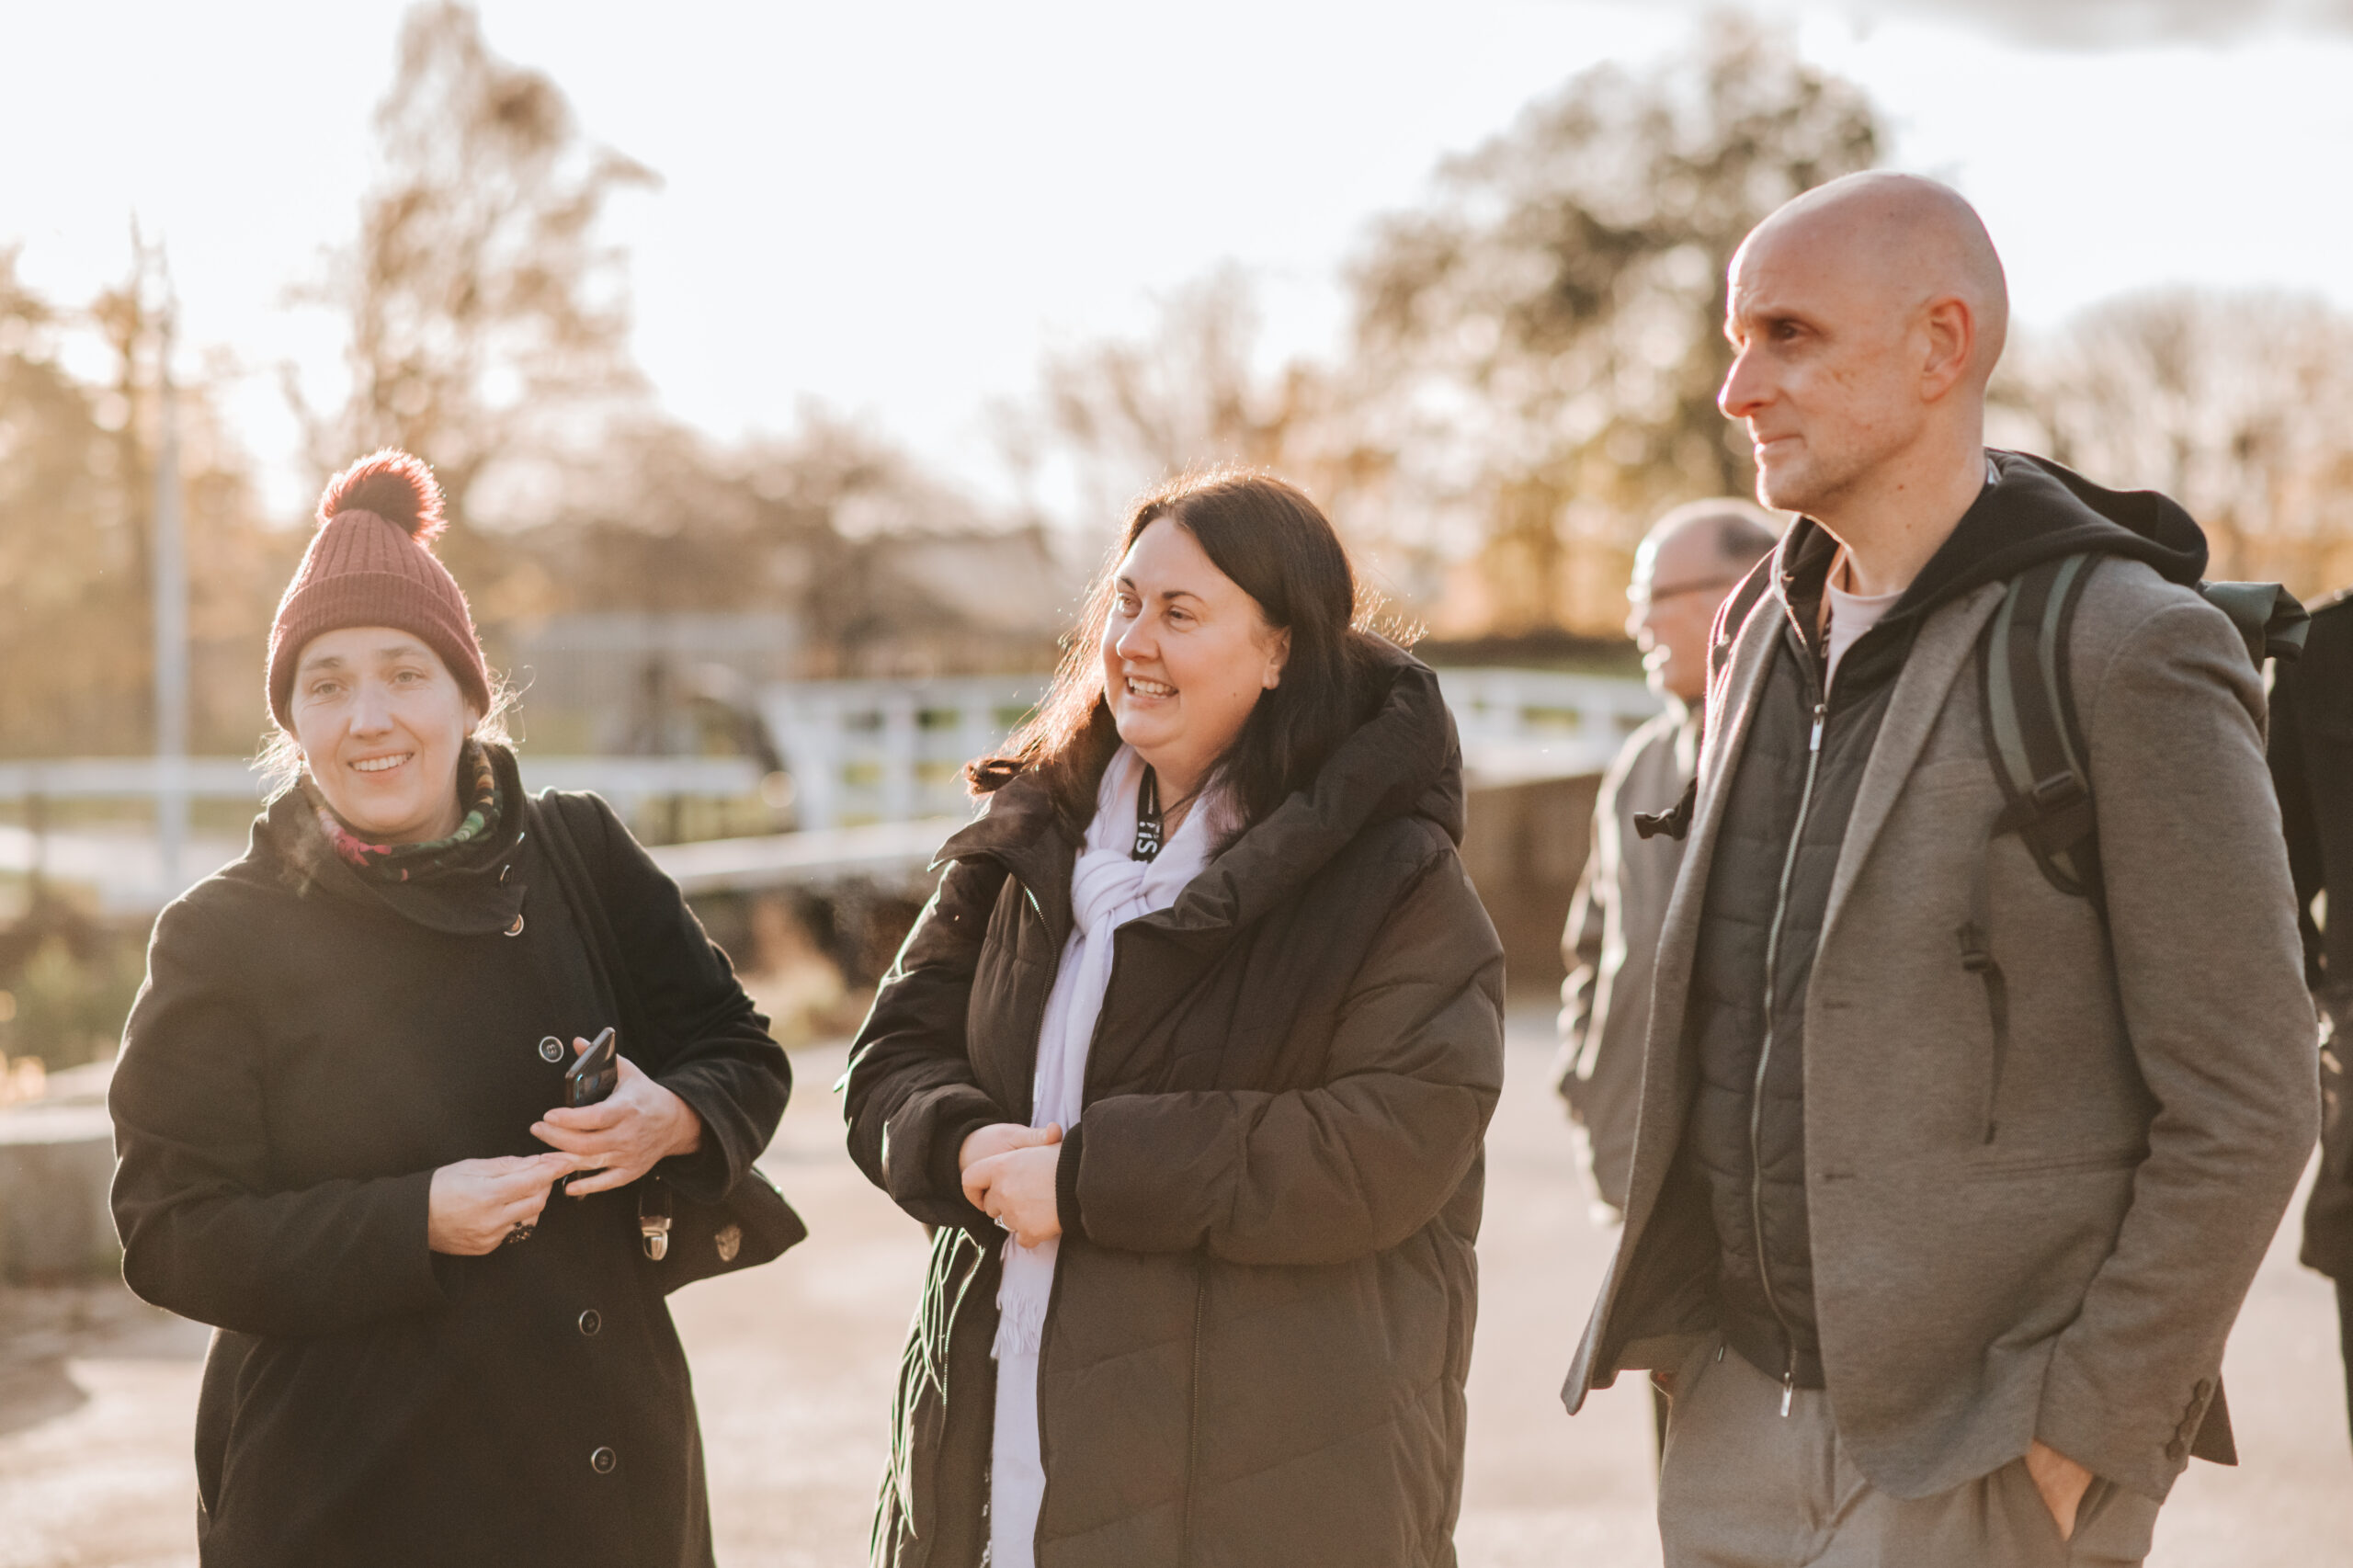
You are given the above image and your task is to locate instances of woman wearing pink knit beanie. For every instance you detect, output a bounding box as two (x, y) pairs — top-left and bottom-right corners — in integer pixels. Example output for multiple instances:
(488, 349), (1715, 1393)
(107, 450), (797, 1567)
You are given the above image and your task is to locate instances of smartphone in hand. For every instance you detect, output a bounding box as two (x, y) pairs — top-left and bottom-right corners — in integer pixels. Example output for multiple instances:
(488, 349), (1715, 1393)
(557, 1027), (619, 1197)
(564, 1027), (619, 1108)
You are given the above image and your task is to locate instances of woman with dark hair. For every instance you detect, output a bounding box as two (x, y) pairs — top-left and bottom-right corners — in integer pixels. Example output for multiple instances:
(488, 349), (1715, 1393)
(108, 451), (792, 1567)
(846, 470), (1506, 1567)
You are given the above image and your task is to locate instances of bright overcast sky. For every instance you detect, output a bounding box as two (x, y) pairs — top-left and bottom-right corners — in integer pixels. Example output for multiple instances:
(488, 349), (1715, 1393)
(7, 1), (2353, 518)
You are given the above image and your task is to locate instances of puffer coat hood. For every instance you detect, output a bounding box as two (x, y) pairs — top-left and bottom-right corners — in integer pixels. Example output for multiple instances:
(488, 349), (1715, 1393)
(845, 642), (1506, 1568)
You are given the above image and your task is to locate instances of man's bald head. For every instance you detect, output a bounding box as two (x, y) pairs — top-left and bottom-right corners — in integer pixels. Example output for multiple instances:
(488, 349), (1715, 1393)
(1720, 173), (2009, 525)
(1741, 172), (2008, 380)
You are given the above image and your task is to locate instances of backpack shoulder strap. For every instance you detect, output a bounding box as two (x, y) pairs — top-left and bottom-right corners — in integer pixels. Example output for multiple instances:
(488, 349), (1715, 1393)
(1979, 551), (2105, 905)
(1961, 552), (2103, 1142)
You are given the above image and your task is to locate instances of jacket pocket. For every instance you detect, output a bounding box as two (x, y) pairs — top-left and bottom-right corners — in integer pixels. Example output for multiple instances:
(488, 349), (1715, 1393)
(1964, 1146), (2143, 1181)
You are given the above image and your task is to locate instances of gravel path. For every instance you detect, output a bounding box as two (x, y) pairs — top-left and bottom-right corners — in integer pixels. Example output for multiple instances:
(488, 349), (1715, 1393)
(0, 1011), (2343, 1565)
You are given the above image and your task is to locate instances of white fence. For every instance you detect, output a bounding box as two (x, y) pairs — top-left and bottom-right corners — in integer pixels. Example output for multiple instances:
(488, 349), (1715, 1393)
(1436, 667), (1662, 788)
(0, 667), (1655, 905)
(0, 667), (1654, 825)
(756, 667), (1656, 828)
(757, 676), (1049, 831)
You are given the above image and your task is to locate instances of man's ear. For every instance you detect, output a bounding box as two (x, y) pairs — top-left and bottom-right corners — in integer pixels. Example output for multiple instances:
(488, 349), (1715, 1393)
(1919, 295), (1975, 403)
(1262, 627), (1292, 690)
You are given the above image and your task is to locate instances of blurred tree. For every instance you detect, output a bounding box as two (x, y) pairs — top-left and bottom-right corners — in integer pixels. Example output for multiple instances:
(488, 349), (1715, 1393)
(1345, 19), (1879, 634)
(290, 0), (657, 601)
(0, 249), (134, 755)
(1020, 272), (1439, 619)
(0, 249), (288, 759)
(1034, 271), (1377, 520)
(536, 411), (1068, 679)
(1995, 288), (2353, 597)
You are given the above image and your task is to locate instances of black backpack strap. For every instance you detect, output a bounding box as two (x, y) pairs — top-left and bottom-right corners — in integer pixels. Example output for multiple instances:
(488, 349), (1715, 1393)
(1980, 552), (2105, 905)
(1961, 553), (2104, 1143)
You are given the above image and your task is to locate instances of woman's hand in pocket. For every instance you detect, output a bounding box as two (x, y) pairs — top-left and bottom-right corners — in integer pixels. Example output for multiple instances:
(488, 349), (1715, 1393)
(427, 1153), (577, 1255)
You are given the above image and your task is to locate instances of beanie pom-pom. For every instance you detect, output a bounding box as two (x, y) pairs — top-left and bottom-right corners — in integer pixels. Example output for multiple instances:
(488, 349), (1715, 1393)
(319, 449), (447, 544)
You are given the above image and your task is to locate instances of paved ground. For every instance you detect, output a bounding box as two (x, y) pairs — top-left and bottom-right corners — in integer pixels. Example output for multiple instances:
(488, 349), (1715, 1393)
(0, 1010), (2346, 1566)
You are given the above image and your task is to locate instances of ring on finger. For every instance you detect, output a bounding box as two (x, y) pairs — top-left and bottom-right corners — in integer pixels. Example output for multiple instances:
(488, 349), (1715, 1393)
(504, 1221), (536, 1245)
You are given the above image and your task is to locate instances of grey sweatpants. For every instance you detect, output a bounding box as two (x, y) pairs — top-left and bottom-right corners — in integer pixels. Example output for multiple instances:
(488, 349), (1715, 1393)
(1657, 1336), (2161, 1568)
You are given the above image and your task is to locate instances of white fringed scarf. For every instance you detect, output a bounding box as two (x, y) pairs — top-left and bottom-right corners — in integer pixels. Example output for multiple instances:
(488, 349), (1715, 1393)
(992, 746), (1216, 1358)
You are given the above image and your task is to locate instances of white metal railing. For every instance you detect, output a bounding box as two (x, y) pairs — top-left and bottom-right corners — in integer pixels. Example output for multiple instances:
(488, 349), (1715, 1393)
(758, 676), (1049, 832)
(754, 668), (1654, 828)
(0, 668), (1655, 871)
(1431, 666), (1661, 787)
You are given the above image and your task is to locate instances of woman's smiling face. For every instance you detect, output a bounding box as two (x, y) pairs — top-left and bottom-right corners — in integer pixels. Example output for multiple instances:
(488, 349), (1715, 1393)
(290, 625), (481, 844)
(1099, 517), (1289, 801)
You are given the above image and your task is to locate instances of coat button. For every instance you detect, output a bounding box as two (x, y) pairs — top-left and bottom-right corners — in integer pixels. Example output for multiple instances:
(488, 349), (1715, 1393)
(2165, 1438), (2187, 1462)
(539, 1037), (565, 1063)
(578, 1309), (602, 1336)
(505, 914), (526, 937)
(590, 1446), (617, 1474)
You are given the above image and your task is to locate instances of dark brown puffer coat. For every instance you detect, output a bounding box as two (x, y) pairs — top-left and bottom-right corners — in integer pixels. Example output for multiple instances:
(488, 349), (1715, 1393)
(844, 647), (1506, 1568)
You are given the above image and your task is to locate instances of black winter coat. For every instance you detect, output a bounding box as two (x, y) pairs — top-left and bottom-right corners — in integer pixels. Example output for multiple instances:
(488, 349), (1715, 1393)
(2273, 591), (2353, 1278)
(108, 751), (790, 1568)
(844, 649), (1506, 1568)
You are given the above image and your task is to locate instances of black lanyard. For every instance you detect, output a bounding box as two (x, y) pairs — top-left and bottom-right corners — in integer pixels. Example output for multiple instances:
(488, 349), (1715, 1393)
(1131, 766), (1164, 862)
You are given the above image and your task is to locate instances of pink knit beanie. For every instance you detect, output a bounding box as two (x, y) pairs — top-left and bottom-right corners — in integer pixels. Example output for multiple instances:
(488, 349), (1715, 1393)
(267, 450), (491, 730)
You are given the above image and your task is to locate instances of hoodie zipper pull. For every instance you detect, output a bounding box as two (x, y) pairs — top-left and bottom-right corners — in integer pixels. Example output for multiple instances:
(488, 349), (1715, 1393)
(1780, 1348), (1798, 1418)
(1809, 702), (1826, 755)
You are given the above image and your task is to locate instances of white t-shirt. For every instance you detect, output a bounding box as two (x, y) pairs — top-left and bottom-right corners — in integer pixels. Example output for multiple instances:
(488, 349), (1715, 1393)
(1824, 570), (1902, 697)
(1821, 456), (1996, 696)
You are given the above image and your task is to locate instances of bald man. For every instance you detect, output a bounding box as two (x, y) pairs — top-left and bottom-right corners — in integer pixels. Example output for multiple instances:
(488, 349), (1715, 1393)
(1562, 173), (2315, 1568)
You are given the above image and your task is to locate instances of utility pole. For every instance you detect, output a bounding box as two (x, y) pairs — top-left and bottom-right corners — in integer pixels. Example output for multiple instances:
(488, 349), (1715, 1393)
(151, 254), (188, 894)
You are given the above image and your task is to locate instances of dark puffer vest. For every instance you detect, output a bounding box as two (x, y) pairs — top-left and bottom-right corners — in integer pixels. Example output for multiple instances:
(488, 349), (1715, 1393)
(843, 646), (1506, 1568)
(1683, 531), (1901, 1388)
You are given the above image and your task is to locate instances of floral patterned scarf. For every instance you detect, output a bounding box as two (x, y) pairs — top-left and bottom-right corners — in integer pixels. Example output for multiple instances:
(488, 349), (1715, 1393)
(302, 741), (505, 882)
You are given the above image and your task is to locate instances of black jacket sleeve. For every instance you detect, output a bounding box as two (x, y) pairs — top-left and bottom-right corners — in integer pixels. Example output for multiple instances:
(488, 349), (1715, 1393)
(842, 856), (1013, 1233)
(110, 894), (451, 1338)
(2268, 654), (2327, 992)
(574, 794), (790, 1204)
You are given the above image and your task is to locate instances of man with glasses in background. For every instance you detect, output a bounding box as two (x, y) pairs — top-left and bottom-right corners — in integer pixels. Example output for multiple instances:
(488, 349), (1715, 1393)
(1557, 499), (1778, 1456)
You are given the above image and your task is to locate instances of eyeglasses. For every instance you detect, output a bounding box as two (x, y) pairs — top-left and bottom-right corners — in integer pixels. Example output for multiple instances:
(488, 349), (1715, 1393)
(1627, 577), (1739, 611)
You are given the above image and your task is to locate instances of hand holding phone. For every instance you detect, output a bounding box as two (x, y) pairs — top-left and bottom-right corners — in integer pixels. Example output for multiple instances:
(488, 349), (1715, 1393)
(555, 1028), (619, 1194)
(531, 1030), (706, 1199)
(564, 1027), (619, 1108)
